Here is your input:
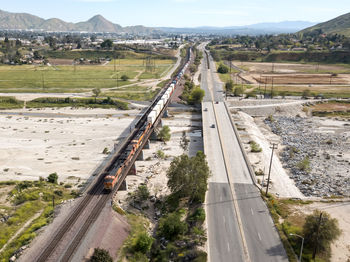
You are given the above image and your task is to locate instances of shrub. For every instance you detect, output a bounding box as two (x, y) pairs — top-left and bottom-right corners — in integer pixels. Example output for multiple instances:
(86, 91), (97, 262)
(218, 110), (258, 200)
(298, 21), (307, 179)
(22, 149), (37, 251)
(135, 185), (150, 201)
(47, 173), (58, 184)
(234, 86), (244, 97)
(132, 232), (154, 253)
(156, 150), (165, 159)
(121, 74), (129, 81)
(158, 212), (187, 240)
(90, 248), (113, 262)
(189, 207), (206, 225)
(249, 141), (262, 153)
(296, 156), (311, 173)
(217, 63), (229, 74)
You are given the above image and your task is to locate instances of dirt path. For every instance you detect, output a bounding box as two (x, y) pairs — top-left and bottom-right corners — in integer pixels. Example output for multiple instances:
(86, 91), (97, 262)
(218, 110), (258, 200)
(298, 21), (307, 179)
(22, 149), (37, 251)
(0, 210), (43, 254)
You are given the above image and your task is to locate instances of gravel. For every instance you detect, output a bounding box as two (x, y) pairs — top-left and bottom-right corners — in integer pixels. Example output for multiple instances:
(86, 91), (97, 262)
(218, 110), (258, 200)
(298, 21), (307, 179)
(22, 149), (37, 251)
(265, 116), (350, 197)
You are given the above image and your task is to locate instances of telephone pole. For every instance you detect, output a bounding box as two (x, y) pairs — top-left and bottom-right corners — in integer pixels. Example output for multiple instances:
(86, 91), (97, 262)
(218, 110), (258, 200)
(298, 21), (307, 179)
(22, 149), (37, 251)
(266, 143), (278, 196)
(312, 212), (323, 259)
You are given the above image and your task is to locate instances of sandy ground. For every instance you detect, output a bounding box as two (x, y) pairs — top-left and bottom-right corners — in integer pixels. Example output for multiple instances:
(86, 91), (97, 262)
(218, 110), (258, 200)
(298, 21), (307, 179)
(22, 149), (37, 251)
(0, 107), (135, 183)
(232, 111), (304, 198)
(114, 108), (203, 230)
(292, 201), (350, 262)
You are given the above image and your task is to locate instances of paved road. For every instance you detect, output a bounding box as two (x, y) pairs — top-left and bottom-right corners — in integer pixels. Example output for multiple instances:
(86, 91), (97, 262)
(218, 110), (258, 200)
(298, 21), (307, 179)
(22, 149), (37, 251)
(201, 47), (288, 262)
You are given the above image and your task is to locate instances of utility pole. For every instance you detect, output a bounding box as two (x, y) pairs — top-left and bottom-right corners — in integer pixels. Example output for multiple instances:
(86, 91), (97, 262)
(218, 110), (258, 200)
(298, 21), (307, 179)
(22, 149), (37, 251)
(312, 212), (323, 259)
(52, 195), (55, 209)
(264, 76), (267, 98)
(266, 143), (278, 196)
(41, 72), (45, 90)
(114, 52), (116, 72)
(271, 77), (274, 98)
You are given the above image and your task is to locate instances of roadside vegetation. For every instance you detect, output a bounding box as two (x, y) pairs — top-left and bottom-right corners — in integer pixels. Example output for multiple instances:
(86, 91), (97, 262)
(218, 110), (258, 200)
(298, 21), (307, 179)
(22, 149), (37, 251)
(180, 80), (205, 105)
(0, 175), (74, 261)
(263, 195), (341, 262)
(117, 151), (210, 262)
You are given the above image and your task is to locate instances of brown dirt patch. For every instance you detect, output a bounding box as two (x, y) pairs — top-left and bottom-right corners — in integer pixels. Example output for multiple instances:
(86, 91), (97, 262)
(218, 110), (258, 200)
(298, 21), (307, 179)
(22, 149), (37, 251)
(48, 59), (74, 65)
(236, 61), (350, 74)
(254, 74), (349, 85)
(311, 102), (350, 112)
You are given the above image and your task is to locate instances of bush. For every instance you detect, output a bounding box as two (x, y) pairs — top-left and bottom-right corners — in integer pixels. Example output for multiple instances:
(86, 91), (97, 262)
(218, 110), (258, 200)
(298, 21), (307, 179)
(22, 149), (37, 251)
(296, 156), (311, 173)
(188, 207), (205, 225)
(217, 63), (229, 74)
(249, 141), (262, 153)
(90, 248), (113, 262)
(156, 150), (165, 159)
(47, 173), (58, 184)
(188, 87), (205, 105)
(135, 185), (150, 201)
(132, 232), (154, 253)
(121, 74), (129, 81)
(158, 125), (171, 142)
(158, 212), (188, 240)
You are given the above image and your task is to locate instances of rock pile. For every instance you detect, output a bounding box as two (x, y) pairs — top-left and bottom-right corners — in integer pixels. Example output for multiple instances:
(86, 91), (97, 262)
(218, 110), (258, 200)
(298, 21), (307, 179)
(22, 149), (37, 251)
(265, 116), (350, 197)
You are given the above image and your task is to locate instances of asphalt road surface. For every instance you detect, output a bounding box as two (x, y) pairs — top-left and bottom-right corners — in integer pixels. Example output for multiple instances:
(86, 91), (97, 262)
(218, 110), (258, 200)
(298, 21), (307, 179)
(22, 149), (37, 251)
(201, 46), (288, 262)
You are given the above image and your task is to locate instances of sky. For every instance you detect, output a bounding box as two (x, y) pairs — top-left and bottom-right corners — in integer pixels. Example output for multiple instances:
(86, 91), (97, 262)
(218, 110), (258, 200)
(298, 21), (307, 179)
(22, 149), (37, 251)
(1, 0), (349, 27)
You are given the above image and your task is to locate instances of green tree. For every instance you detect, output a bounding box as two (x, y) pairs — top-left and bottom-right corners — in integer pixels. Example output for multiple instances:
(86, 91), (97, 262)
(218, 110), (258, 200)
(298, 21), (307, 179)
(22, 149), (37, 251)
(303, 210), (341, 259)
(167, 151), (209, 203)
(225, 80), (234, 93)
(217, 63), (229, 74)
(92, 88), (101, 103)
(47, 173), (58, 184)
(101, 39), (113, 49)
(158, 125), (171, 143)
(188, 87), (205, 105)
(90, 248), (113, 262)
(157, 212), (187, 240)
(132, 232), (154, 253)
(121, 74), (129, 81)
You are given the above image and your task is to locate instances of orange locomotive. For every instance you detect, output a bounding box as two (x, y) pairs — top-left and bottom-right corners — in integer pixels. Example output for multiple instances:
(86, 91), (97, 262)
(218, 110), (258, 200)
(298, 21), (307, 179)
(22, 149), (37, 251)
(104, 122), (151, 190)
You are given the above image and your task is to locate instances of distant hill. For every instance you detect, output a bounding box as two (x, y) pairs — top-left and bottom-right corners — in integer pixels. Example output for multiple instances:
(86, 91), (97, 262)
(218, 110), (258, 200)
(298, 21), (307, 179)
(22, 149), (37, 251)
(0, 9), (155, 34)
(159, 21), (316, 35)
(300, 12), (350, 36)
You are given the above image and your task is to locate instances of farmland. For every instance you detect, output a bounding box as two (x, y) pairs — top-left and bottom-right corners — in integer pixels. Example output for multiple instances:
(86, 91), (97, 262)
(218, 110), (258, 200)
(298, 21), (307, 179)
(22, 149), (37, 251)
(0, 59), (174, 93)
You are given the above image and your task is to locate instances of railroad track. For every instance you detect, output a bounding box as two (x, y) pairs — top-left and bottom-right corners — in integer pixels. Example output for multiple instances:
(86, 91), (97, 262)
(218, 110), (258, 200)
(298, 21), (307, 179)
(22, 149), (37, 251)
(36, 48), (192, 262)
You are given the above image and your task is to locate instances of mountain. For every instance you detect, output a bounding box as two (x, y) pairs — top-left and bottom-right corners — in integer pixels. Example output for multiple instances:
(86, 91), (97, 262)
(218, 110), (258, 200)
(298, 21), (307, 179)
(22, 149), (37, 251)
(0, 9), (155, 34)
(159, 21), (317, 35)
(300, 12), (350, 36)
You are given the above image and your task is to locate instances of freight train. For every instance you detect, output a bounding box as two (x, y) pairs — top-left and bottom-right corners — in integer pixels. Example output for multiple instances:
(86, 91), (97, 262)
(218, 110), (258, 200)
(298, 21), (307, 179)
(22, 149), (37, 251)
(104, 49), (191, 190)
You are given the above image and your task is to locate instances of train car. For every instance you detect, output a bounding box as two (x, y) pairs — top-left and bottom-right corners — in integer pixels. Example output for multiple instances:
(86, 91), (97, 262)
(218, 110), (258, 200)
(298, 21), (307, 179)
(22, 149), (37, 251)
(147, 110), (157, 125)
(104, 48), (192, 191)
(104, 160), (124, 190)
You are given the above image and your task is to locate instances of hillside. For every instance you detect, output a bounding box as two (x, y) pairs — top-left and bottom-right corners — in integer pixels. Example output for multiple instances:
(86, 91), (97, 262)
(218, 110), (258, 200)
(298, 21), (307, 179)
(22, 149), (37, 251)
(300, 12), (350, 36)
(0, 9), (155, 34)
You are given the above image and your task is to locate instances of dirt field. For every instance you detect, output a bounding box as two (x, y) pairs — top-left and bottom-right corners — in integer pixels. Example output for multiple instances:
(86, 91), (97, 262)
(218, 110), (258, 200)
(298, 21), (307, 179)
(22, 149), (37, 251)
(254, 74), (350, 85)
(310, 101), (350, 112)
(0, 107), (136, 183)
(48, 59), (74, 65)
(234, 61), (350, 74)
(291, 201), (350, 262)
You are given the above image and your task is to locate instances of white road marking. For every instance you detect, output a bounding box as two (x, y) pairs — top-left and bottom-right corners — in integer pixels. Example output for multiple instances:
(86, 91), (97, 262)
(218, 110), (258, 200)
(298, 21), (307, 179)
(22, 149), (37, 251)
(227, 242), (230, 252)
(250, 208), (254, 216)
(258, 232), (262, 241)
(223, 216), (226, 224)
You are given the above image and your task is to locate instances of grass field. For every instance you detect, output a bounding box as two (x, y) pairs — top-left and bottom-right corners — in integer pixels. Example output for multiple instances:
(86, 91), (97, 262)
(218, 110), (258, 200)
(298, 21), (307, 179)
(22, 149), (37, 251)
(0, 180), (74, 261)
(0, 59), (174, 93)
